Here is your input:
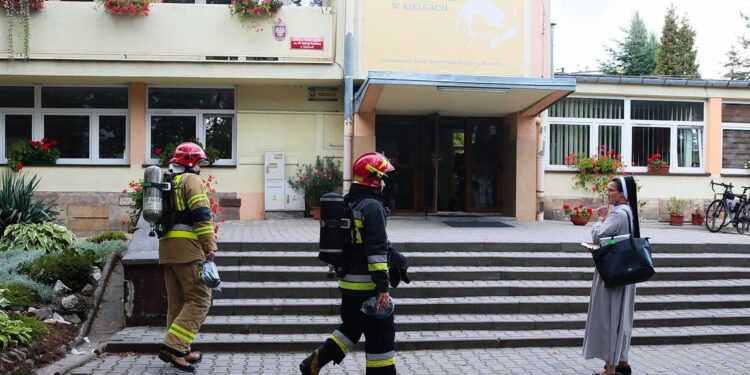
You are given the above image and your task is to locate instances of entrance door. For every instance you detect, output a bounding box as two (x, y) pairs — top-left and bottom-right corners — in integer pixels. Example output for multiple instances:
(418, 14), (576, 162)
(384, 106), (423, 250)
(376, 115), (502, 214)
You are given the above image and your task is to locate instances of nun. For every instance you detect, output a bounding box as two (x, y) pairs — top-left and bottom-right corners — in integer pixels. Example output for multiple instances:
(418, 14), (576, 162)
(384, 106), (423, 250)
(582, 176), (639, 375)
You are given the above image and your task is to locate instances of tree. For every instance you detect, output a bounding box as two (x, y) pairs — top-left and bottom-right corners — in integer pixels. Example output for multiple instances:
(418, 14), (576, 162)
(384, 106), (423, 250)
(654, 5), (699, 77)
(599, 12), (659, 75)
(722, 45), (750, 80)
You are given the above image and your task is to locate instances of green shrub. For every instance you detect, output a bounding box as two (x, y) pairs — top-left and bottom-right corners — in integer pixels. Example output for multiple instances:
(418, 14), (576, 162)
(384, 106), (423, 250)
(0, 311), (33, 350)
(87, 230), (128, 244)
(0, 222), (77, 252)
(0, 249), (53, 301)
(75, 239), (128, 264)
(0, 283), (41, 306)
(10, 313), (48, 338)
(19, 249), (98, 291)
(0, 172), (59, 235)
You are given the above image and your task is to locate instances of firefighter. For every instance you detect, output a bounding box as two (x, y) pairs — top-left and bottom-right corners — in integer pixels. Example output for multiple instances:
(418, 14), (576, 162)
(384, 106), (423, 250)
(300, 152), (397, 375)
(157, 142), (217, 373)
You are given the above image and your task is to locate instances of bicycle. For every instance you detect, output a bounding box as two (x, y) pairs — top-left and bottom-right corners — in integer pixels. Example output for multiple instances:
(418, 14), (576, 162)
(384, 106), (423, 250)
(704, 180), (750, 234)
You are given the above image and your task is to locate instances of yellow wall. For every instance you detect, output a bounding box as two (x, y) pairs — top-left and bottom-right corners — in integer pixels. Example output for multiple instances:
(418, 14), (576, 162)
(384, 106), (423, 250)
(358, 0), (528, 77)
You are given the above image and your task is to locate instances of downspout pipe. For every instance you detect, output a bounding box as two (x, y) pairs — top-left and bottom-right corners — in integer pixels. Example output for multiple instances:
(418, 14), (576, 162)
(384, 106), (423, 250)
(343, 0), (354, 193)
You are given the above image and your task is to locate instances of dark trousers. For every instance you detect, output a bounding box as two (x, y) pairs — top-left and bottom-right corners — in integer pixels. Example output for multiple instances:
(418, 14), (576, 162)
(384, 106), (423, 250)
(318, 295), (396, 374)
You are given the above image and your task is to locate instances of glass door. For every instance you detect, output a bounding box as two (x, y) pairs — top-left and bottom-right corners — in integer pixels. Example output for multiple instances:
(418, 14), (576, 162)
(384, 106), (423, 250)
(468, 119), (502, 212)
(436, 118), (467, 212)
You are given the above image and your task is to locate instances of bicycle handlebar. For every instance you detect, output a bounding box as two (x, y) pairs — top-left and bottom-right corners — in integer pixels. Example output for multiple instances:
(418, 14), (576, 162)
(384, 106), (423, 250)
(709, 180), (734, 192)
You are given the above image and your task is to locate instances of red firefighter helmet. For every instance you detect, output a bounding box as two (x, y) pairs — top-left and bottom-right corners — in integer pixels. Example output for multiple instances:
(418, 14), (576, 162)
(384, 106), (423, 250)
(352, 152), (395, 188)
(170, 142), (209, 168)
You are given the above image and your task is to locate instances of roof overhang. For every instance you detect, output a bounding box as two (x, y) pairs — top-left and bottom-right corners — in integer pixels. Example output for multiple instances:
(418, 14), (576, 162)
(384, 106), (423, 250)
(355, 71), (576, 117)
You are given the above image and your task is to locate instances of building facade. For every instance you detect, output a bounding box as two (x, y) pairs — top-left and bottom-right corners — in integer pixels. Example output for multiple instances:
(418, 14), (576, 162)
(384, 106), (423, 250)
(1, 0), (574, 228)
(544, 74), (750, 221)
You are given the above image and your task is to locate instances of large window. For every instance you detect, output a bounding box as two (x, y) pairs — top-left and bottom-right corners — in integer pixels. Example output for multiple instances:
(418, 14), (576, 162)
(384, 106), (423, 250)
(722, 103), (750, 174)
(147, 87), (235, 165)
(0, 86), (128, 165)
(547, 97), (705, 173)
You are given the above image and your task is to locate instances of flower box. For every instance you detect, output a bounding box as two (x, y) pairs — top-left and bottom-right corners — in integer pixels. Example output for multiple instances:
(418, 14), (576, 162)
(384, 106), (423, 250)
(1, 0), (44, 11)
(647, 166), (670, 175)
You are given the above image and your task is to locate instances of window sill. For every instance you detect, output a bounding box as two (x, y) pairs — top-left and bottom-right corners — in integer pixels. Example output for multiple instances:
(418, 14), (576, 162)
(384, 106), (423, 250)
(545, 170), (710, 177)
(721, 173), (750, 177)
(140, 164), (237, 168)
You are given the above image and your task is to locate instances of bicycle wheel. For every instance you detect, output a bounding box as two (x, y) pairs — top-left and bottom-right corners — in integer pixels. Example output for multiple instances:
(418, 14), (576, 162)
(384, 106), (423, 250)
(737, 202), (750, 235)
(705, 200), (727, 232)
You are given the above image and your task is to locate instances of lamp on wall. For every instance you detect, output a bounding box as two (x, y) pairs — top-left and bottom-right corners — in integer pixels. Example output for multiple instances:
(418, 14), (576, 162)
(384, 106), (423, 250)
(436, 86), (511, 93)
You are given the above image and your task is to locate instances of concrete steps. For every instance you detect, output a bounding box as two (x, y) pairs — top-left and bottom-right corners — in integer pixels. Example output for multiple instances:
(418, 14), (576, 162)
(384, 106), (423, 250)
(106, 243), (750, 352)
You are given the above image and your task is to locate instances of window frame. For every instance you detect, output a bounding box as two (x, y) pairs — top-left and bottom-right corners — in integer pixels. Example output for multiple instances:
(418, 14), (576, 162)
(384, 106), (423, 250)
(0, 85), (130, 165)
(721, 101), (750, 175)
(145, 85), (237, 166)
(546, 95), (706, 174)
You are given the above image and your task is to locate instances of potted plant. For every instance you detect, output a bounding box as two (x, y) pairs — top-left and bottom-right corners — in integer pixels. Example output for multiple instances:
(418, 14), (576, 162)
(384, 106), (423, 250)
(287, 156), (342, 220)
(646, 153), (669, 174)
(95, 0), (160, 17)
(691, 205), (704, 226)
(229, 0), (283, 31)
(666, 197), (685, 226)
(565, 146), (626, 204)
(2, 0), (44, 59)
(7, 138), (60, 172)
(562, 204), (594, 226)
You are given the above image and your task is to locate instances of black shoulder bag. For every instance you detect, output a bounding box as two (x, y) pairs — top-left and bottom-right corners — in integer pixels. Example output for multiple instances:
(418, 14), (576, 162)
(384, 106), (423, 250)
(590, 211), (655, 288)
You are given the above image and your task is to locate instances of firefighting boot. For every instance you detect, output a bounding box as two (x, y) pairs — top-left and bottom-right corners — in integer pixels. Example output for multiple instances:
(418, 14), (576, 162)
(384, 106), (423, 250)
(299, 349), (321, 375)
(185, 351), (202, 363)
(158, 344), (196, 373)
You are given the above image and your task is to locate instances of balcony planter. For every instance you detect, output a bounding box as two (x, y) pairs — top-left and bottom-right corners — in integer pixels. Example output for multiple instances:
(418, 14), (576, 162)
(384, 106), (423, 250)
(569, 215), (590, 226)
(647, 166), (669, 175)
(97, 0), (159, 17)
(229, 0), (283, 31)
(2, 0), (45, 59)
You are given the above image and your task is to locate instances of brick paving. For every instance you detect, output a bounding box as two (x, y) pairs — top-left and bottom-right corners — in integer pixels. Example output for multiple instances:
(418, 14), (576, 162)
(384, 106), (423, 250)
(71, 343), (745, 374)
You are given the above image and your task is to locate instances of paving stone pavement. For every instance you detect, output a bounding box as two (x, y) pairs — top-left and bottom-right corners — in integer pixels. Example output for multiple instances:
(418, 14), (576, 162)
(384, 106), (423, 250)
(71, 343), (744, 374)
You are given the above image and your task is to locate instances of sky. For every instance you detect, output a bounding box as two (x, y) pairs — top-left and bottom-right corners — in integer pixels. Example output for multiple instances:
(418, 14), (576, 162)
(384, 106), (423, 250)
(550, 0), (750, 79)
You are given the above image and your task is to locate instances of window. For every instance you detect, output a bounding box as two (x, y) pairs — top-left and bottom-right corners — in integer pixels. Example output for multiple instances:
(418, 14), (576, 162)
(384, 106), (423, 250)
(1, 86), (128, 165)
(722, 103), (750, 174)
(147, 87), (235, 165)
(547, 97), (705, 173)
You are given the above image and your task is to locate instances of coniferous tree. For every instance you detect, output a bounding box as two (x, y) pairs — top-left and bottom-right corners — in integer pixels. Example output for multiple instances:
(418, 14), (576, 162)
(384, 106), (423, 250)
(677, 15), (699, 77)
(599, 12), (659, 75)
(653, 5), (684, 76)
(722, 45), (750, 80)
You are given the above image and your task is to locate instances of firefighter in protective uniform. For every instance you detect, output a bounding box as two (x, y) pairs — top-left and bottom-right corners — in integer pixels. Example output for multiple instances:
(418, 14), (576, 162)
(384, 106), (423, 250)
(157, 142), (217, 373)
(300, 152), (397, 375)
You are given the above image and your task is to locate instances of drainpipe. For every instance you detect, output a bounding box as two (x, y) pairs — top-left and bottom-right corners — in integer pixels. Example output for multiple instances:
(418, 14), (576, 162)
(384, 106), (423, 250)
(537, 23), (556, 221)
(343, 0), (354, 193)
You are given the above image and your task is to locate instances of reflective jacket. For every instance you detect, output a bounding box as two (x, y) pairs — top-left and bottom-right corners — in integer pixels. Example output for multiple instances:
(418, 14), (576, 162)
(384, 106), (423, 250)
(338, 193), (389, 296)
(158, 173), (217, 264)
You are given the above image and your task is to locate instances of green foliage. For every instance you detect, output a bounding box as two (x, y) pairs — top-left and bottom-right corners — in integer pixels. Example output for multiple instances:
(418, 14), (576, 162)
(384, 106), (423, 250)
(87, 230), (128, 244)
(653, 5), (699, 77)
(565, 147), (626, 204)
(0, 288), (8, 308)
(19, 249), (98, 291)
(0, 310), (33, 350)
(0, 171), (60, 235)
(288, 156), (343, 206)
(0, 283), (40, 306)
(10, 313), (47, 338)
(0, 249), (53, 301)
(122, 179), (143, 233)
(7, 138), (60, 172)
(75, 240), (128, 264)
(600, 12), (658, 76)
(2, 0), (44, 60)
(666, 197), (686, 215)
(722, 45), (750, 80)
(0, 222), (77, 253)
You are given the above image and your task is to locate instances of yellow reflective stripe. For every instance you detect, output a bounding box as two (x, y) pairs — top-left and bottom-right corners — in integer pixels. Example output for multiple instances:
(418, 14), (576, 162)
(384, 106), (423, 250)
(338, 280), (376, 290)
(160, 230), (198, 240)
(187, 193), (208, 208)
(173, 175), (186, 211)
(168, 329), (194, 344)
(353, 219), (363, 244)
(365, 164), (384, 177)
(329, 335), (350, 355)
(171, 324), (196, 339)
(194, 226), (214, 235)
(368, 263), (388, 272)
(366, 358), (396, 368)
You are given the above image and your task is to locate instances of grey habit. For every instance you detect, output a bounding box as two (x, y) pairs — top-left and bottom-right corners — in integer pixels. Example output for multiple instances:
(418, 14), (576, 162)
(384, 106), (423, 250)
(582, 204), (637, 364)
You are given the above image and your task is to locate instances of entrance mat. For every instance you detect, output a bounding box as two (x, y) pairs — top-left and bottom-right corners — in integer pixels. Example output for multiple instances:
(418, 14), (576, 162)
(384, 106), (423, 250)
(442, 221), (513, 228)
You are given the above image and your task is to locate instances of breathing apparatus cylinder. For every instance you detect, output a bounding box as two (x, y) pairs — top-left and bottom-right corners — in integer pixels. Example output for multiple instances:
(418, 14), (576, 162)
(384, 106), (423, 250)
(319, 192), (349, 278)
(142, 166), (166, 237)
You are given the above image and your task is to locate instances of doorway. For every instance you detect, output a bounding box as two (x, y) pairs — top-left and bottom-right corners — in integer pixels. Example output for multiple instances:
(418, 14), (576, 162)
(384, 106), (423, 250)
(376, 115), (504, 214)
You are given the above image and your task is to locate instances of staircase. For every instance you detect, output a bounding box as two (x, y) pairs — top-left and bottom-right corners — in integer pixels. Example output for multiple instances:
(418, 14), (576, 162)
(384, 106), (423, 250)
(105, 242), (750, 352)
